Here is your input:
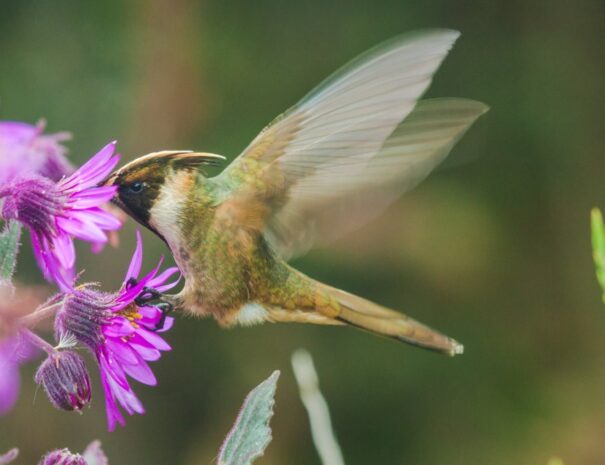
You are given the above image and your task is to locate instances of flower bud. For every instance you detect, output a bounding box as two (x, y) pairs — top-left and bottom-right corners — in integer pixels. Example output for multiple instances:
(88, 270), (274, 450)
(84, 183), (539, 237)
(35, 351), (91, 411)
(38, 449), (86, 465)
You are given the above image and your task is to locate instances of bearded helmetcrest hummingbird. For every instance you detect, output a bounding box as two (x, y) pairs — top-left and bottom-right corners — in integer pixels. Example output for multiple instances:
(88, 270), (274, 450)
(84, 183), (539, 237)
(103, 29), (488, 356)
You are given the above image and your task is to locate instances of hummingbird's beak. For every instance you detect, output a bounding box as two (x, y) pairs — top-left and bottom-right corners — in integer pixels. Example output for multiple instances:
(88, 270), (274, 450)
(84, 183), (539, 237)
(99, 171), (118, 188)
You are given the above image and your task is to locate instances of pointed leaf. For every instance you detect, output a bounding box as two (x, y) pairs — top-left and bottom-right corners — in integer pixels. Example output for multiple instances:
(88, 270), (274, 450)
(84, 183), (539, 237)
(218, 371), (280, 465)
(0, 221), (22, 286)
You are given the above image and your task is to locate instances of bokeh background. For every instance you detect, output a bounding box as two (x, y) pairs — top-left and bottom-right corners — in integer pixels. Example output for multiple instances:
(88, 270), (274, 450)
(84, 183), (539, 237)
(1, 1), (605, 464)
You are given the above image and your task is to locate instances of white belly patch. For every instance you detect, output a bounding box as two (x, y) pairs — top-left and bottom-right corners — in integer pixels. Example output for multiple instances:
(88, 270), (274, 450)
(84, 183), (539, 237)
(236, 303), (268, 326)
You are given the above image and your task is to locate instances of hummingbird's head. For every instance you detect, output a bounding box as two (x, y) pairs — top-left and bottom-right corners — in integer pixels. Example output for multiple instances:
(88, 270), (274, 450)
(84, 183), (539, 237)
(102, 150), (225, 240)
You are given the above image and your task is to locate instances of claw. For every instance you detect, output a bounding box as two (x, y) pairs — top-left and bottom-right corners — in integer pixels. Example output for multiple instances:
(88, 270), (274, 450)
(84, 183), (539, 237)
(135, 286), (162, 306)
(153, 301), (174, 332)
(132, 285), (174, 332)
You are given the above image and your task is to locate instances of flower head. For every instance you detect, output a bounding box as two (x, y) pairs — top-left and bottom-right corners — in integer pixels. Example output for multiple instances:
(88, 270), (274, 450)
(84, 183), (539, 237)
(35, 350), (92, 411)
(0, 141), (122, 290)
(54, 231), (179, 430)
(38, 441), (107, 465)
(0, 120), (72, 184)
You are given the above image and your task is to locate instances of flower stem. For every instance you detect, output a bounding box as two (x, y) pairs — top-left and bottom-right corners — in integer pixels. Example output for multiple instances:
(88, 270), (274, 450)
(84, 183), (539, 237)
(17, 300), (63, 328)
(20, 328), (57, 355)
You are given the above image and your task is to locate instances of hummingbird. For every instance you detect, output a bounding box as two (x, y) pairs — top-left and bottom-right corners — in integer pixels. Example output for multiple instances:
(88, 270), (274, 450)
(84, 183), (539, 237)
(103, 29), (488, 356)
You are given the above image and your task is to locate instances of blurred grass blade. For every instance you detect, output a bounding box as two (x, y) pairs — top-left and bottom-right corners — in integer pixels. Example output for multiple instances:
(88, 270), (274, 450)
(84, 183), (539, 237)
(292, 349), (345, 465)
(0, 221), (22, 286)
(547, 458), (564, 465)
(218, 370), (280, 465)
(591, 208), (605, 304)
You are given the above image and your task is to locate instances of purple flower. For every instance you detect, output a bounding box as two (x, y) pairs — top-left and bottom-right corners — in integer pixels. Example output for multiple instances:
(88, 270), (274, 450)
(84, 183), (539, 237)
(0, 142), (122, 290)
(35, 350), (92, 411)
(38, 441), (107, 465)
(0, 335), (35, 415)
(0, 120), (73, 184)
(55, 231), (179, 430)
(39, 449), (86, 465)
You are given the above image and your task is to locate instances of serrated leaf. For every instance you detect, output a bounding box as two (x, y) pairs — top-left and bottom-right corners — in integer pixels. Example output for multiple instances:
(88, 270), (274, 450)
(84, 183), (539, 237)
(591, 208), (605, 304)
(218, 370), (280, 465)
(0, 221), (22, 286)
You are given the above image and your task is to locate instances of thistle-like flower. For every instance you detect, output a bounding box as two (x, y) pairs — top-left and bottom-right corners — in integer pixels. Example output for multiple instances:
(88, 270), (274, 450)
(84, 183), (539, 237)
(35, 350), (92, 411)
(0, 141), (122, 290)
(54, 231), (179, 430)
(0, 120), (73, 184)
(38, 441), (107, 465)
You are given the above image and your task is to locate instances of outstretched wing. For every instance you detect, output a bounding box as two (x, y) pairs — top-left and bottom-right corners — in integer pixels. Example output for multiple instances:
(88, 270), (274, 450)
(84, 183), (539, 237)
(216, 30), (488, 259)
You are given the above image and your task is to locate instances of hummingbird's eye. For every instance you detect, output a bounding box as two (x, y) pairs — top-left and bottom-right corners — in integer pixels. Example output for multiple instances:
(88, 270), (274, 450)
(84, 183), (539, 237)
(128, 181), (145, 194)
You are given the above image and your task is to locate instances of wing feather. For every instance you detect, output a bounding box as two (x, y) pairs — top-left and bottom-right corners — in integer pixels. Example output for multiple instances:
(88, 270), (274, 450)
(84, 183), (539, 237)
(216, 30), (488, 258)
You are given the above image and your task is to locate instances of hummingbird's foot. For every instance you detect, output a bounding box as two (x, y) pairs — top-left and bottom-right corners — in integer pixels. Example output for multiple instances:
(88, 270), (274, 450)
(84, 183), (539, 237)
(132, 285), (174, 331)
(126, 277), (138, 290)
(134, 286), (163, 306)
(153, 300), (174, 332)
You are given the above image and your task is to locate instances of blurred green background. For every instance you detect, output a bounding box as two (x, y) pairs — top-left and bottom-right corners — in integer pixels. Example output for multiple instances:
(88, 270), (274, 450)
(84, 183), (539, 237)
(1, 0), (605, 464)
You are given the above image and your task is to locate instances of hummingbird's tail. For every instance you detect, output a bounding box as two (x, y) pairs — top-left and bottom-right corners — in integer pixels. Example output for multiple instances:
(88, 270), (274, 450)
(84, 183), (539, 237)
(320, 284), (463, 356)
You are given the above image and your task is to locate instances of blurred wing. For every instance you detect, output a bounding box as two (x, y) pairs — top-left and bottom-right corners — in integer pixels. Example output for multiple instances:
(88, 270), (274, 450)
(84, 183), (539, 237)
(264, 98), (488, 257)
(217, 30), (487, 258)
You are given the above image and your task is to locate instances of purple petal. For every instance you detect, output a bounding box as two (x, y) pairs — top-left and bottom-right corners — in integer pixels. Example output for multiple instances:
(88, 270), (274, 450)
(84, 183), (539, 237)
(115, 257), (163, 304)
(124, 230), (144, 283)
(79, 207), (122, 230)
(60, 141), (118, 191)
(102, 318), (135, 338)
(0, 364), (19, 415)
(90, 241), (105, 254)
(98, 350), (129, 390)
(121, 354), (157, 386)
(30, 232), (49, 278)
(147, 267), (181, 291)
(99, 369), (125, 432)
(106, 374), (144, 415)
(128, 333), (162, 361)
(68, 186), (117, 209)
(51, 233), (76, 269)
(56, 216), (108, 243)
(136, 329), (171, 351)
(111, 344), (140, 367)
(156, 317), (174, 333)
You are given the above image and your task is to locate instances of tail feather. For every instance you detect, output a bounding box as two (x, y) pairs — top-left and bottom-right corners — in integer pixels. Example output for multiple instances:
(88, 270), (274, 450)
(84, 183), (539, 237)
(326, 286), (463, 356)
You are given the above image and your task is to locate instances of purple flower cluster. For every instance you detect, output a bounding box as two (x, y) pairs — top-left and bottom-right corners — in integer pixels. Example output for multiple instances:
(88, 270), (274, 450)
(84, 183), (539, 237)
(0, 140), (122, 290)
(54, 231), (178, 430)
(0, 119), (179, 431)
(0, 121), (73, 184)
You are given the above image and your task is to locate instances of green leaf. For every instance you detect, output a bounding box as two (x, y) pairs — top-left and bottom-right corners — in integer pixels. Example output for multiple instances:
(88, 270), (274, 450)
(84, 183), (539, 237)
(0, 221), (22, 286)
(218, 370), (280, 465)
(591, 208), (605, 304)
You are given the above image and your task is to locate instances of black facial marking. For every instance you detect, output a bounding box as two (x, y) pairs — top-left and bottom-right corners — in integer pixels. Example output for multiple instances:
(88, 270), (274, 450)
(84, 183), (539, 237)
(112, 164), (165, 230)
